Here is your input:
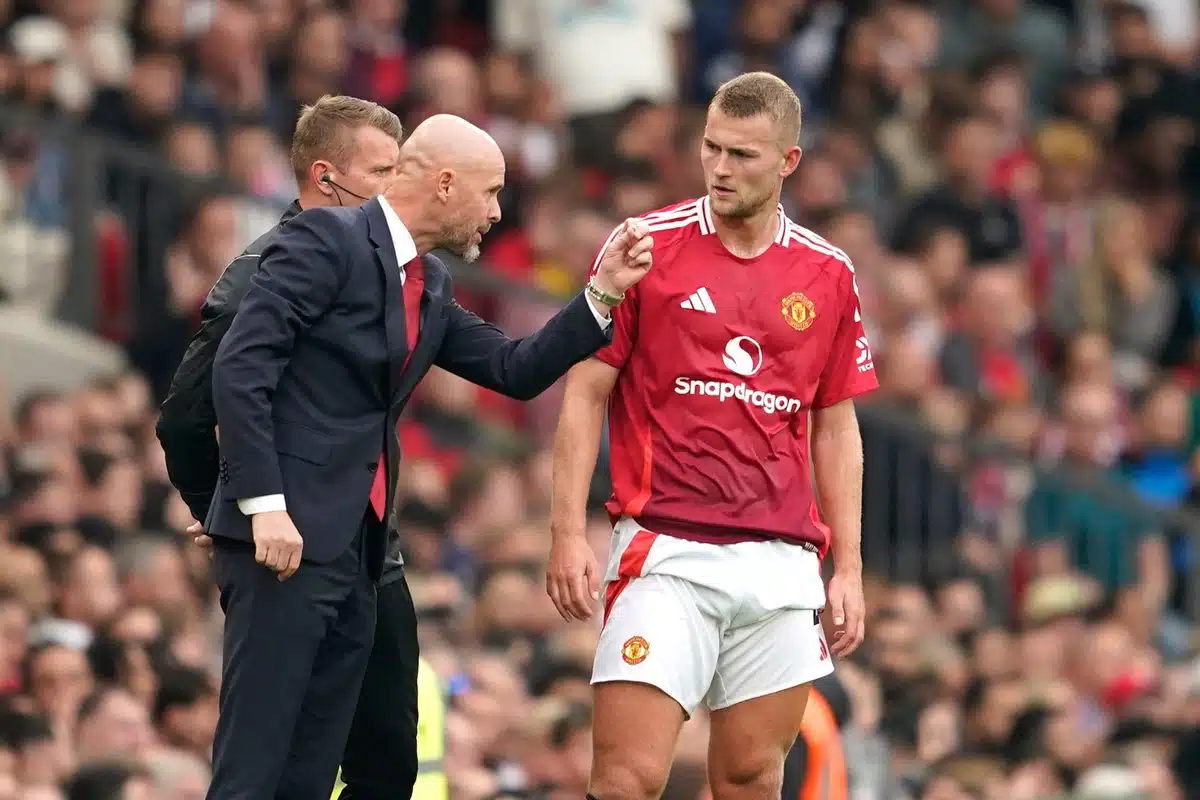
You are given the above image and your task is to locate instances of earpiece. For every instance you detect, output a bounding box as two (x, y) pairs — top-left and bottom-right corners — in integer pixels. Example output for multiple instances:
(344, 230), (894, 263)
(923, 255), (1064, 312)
(317, 173), (370, 203)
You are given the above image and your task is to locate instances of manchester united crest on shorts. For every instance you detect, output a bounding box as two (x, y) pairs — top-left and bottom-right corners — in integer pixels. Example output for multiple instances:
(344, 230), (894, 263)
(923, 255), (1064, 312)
(781, 292), (816, 331)
(621, 636), (650, 665)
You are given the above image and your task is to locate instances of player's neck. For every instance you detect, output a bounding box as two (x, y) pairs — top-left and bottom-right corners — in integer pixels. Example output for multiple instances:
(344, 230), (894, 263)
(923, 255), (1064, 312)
(711, 204), (780, 260)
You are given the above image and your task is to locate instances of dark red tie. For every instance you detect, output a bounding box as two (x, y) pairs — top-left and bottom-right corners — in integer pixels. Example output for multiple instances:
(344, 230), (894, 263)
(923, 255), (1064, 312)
(369, 256), (425, 520)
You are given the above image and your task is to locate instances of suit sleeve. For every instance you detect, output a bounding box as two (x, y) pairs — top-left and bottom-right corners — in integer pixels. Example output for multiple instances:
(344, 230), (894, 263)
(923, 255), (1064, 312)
(812, 260), (879, 409)
(434, 287), (613, 402)
(155, 256), (257, 522)
(212, 210), (348, 501)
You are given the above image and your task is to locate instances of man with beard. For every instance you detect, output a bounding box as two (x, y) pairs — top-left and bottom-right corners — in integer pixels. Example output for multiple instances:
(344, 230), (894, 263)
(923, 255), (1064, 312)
(204, 113), (655, 799)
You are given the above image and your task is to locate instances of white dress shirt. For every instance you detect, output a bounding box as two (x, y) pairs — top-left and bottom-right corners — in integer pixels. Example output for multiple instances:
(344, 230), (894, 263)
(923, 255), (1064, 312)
(237, 197), (612, 516)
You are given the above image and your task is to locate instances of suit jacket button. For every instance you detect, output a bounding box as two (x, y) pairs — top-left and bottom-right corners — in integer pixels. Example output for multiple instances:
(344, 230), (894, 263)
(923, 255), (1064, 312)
(366, 462), (378, 472)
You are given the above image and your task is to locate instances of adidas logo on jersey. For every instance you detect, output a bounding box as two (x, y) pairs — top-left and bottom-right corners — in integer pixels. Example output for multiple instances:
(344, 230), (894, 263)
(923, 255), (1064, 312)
(680, 287), (716, 314)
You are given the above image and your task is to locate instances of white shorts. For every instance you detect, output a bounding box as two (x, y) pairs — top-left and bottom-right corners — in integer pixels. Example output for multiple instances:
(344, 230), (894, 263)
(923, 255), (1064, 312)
(592, 517), (834, 715)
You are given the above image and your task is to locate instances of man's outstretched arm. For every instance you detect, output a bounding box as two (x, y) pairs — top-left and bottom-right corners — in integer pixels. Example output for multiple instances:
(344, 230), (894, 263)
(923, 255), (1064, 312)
(434, 292), (612, 401)
(435, 218), (652, 400)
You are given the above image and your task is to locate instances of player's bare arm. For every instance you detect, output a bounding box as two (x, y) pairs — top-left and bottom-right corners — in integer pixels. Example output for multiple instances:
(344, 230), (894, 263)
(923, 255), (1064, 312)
(547, 357), (620, 622)
(811, 398), (866, 658)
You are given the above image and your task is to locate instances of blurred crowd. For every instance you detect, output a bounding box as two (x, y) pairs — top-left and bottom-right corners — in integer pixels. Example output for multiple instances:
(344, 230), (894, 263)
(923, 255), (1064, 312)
(1, 0), (1200, 798)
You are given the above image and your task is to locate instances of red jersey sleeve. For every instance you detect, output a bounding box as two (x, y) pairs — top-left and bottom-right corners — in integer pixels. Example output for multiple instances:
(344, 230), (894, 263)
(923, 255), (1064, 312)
(588, 225), (639, 370)
(812, 265), (879, 409)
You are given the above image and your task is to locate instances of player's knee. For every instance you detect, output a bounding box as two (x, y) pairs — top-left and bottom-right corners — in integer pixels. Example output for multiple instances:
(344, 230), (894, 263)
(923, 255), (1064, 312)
(590, 755), (670, 800)
(709, 750), (783, 798)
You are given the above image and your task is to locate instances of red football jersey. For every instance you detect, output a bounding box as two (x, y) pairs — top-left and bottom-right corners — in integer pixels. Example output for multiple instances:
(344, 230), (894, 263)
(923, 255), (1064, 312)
(591, 196), (879, 555)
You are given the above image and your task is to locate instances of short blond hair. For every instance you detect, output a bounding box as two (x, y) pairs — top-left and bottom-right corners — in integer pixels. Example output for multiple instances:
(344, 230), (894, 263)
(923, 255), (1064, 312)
(290, 95), (403, 182)
(710, 72), (803, 146)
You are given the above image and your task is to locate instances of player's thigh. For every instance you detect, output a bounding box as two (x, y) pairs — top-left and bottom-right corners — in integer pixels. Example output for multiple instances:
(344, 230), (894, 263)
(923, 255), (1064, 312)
(708, 606), (832, 712)
(707, 683), (812, 797)
(592, 574), (719, 794)
(706, 608), (831, 791)
(591, 682), (688, 800)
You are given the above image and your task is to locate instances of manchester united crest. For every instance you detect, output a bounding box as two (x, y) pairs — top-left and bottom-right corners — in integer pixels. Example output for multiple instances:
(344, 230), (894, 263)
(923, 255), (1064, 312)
(621, 636), (649, 665)
(781, 292), (816, 332)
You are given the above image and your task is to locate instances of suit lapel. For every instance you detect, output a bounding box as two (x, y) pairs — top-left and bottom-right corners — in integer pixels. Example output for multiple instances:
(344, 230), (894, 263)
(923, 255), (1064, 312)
(366, 199), (408, 400)
(390, 255), (445, 409)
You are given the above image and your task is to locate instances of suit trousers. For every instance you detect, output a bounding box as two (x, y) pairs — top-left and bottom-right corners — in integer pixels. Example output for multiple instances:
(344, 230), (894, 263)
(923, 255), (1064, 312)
(338, 572), (421, 799)
(206, 514), (379, 800)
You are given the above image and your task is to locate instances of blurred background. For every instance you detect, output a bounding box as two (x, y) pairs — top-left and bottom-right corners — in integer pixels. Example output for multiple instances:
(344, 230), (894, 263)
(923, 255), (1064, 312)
(0, 0), (1198, 798)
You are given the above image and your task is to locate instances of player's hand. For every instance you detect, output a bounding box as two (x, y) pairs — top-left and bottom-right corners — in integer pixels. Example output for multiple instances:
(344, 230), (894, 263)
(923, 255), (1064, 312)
(826, 570), (865, 658)
(546, 532), (601, 622)
(251, 511), (304, 581)
(593, 218), (654, 297)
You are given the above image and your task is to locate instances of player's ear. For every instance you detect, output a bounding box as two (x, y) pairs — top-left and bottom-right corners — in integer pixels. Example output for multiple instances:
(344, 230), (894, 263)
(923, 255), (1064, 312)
(781, 146), (803, 180)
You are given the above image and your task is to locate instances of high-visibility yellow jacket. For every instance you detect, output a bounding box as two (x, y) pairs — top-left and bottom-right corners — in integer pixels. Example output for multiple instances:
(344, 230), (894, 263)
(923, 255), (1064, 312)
(331, 658), (447, 799)
(412, 657), (448, 800)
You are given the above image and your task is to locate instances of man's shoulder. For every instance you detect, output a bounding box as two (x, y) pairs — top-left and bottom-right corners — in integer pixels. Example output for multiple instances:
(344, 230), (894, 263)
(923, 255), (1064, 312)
(641, 197), (705, 219)
(200, 218), (290, 317)
(773, 216), (856, 285)
(273, 205), (372, 261)
(637, 197), (710, 244)
(202, 253), (260, 318)
(241, 226), (281, 259)
(624, 198), (712, 281)
(238, 201), (301, 254)
(420, 250), (455, 299)
(289, 203), (365, 232)
(589, 198), (706, 282)
(422, 249), (451, 275)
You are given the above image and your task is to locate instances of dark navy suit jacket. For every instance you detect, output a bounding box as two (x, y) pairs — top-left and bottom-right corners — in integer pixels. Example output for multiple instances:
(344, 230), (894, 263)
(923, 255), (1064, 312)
(157, 202), (301, 525)
(208, 199), (611, 579)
